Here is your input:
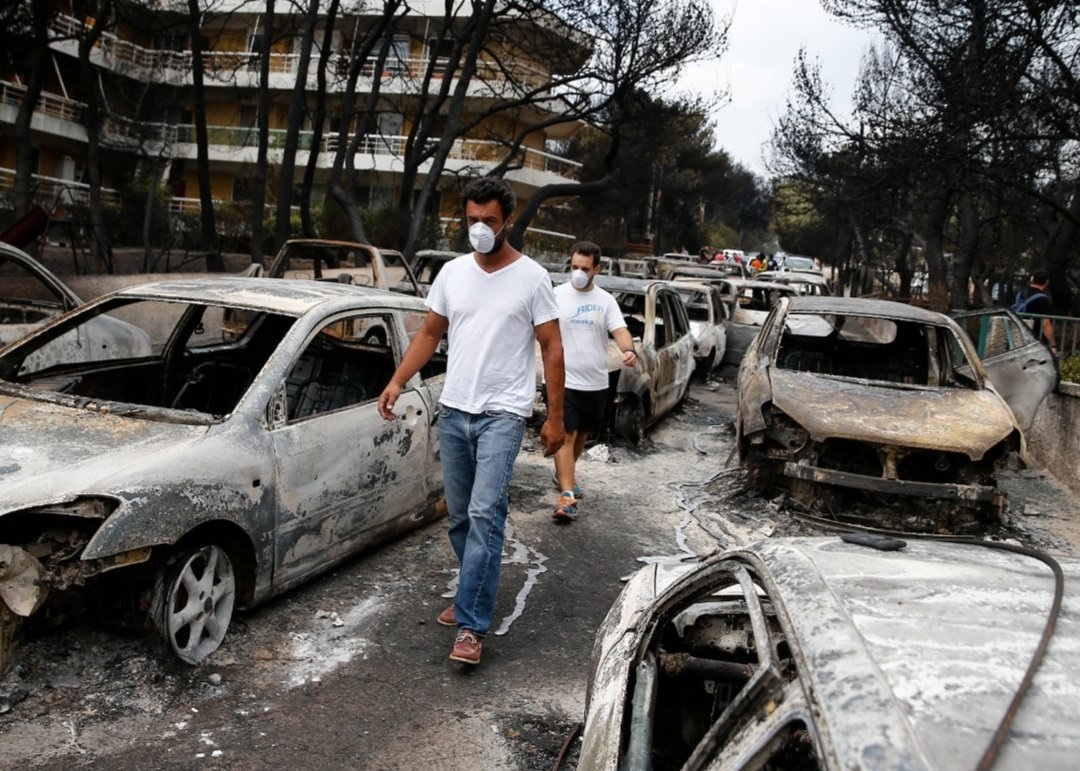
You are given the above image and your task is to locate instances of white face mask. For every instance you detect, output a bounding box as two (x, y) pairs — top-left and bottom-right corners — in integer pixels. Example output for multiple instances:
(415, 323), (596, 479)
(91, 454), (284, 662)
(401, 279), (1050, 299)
(570, 268), (591, 289)
(468, 222), (504, 254)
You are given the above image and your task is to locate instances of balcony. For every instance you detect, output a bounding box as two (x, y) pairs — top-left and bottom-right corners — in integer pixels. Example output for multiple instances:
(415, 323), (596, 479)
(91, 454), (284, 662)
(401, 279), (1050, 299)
(0, 166), (120, 208)
(170, 127), (581, 181)
(49, 14), (550, 93)
(0, 80), (175, 151)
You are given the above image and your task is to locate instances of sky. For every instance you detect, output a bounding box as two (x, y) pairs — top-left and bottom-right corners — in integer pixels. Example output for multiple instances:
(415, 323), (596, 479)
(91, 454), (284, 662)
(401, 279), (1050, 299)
(677, 0), (881, 178)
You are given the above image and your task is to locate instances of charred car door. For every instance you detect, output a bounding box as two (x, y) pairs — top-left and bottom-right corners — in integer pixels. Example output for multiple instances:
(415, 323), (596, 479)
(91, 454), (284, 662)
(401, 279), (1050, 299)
(953, 309), (1057, 431)
(648, 285), (695, 416)
(269, 311), (436, 589)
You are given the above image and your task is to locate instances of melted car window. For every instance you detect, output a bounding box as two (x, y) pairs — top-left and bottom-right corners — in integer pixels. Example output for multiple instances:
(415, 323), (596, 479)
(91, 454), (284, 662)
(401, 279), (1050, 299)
(4, 299), (296, 418)
(777, 314), (943, 385)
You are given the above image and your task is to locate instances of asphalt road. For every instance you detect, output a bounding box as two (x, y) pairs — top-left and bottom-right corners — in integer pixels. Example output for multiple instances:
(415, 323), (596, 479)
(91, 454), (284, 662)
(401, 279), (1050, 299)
(0, 374), (1076, 770)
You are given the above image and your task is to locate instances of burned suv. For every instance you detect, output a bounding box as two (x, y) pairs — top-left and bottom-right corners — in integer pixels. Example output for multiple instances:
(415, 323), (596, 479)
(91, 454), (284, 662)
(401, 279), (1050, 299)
(736, 297), (1028, 532)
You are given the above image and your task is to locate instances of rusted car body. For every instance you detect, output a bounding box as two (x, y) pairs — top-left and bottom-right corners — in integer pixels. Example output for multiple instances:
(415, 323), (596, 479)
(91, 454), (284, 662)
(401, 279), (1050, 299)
(736, 296), (1028, 531)
(669, 262), (749, 281)
(549, 276), (695, 444)
(0, 241), (151, 361)
(0, 278), (445, 672)
(260, 238), (424, 297)
(581, 536), (1080, 770)
(666, 281), (728, 374)
(410, 249), (461, 288)
(716, 279), (799, 365)
(755, 269), (832, 296)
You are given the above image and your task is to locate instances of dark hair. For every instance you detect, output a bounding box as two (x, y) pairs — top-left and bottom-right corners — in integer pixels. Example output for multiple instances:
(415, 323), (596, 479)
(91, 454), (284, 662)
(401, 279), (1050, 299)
(461, 177), (516, 219)
(1031, 269), (1049, 285)
(571, 240), (602, 267)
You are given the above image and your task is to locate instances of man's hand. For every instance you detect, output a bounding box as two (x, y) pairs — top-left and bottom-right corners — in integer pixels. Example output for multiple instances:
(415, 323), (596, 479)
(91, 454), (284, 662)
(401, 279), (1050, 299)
(621, 348), (637, 367)
(377, 381), (402, 420)
(539, 417), (566, 457)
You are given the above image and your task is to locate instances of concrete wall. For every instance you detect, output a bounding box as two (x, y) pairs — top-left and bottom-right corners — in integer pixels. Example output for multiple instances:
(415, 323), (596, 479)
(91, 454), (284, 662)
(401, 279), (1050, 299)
(1028, 382), (1080, 497)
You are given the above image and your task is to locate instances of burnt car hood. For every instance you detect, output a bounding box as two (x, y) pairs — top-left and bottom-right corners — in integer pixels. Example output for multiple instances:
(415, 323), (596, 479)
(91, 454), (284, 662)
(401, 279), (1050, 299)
(769, 369), (1016, 458)
(0, 395), (209, 512)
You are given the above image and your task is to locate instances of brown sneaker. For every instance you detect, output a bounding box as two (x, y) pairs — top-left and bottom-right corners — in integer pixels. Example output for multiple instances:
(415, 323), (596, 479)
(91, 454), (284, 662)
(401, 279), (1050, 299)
(436, 603), (456, 626)
(449, 630), (482, 665)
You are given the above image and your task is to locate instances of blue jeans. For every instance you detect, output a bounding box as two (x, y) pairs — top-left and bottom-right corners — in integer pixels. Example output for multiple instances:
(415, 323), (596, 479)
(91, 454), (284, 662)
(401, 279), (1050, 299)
(437, 405), (526, 636)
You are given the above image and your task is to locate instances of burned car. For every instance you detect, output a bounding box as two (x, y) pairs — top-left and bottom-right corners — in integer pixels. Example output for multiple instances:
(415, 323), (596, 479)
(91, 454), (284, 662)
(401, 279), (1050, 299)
(736, 296), (1032, 531)
(594, 276), (696, 444)
(0, 278), (446, 672)
(260, 238), (424, 297)
(666, 281), (728, 375)
(580, 536), (1080, 770)
(717, 279), (799, 365)
(0, 241), (150, 361)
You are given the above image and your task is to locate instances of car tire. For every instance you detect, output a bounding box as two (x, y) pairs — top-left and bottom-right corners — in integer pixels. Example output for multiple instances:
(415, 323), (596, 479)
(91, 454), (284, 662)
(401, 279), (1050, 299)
(151, 544), (237, 665)
(614, 398), (645, 446)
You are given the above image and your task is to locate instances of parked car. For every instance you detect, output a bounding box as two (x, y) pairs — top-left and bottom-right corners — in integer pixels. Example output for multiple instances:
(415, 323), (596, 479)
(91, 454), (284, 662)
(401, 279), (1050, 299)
(777, 254), (820, 273)
(0, 278), (447, 672)
(548, 255), (623, 276)
(735, 296), (1049, 531)
(666, 281), (727, 375)
(715, 279), (800, 365)
(410, 249), (460, 288)
(0, 241), (151, 362)
(669, 262), (749, 281)
(952, 307), (1058, 430)
(581, 536), (1080, 771)
(755, 269), (832, 296)
(617, 257), (656, 279)
(260, 238), (424, 297)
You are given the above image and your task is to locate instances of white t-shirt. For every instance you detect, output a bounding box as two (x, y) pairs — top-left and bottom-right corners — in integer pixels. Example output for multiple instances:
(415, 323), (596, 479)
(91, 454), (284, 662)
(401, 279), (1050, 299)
(426, 253), (558, 416)
(555, 282), (627, 391)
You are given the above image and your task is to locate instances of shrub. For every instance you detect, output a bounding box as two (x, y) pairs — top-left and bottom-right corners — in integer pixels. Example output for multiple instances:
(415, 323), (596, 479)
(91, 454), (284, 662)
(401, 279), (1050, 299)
(1060, 355), (1080, 384)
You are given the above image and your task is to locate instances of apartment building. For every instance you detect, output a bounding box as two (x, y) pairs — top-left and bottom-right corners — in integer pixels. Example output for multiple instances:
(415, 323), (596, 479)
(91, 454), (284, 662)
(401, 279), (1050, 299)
(0, 0), (584, 246)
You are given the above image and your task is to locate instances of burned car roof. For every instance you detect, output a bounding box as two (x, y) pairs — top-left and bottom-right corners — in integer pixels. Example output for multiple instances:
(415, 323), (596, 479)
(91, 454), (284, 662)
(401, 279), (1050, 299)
(787, 295), (954, 324)
(581, 536), (1080, 770)
(112, 277), (427, 314)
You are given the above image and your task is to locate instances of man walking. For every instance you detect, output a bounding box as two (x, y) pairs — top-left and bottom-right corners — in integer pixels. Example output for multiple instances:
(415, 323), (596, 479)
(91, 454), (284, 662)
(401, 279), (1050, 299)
(552, 241), (636, 521)
(377, 177), (565, 666)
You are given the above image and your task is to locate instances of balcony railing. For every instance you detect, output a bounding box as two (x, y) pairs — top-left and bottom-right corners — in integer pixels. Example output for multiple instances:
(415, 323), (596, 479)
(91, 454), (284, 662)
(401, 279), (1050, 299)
(0, 80), (82, 123)
(170, 126), (581, 179)
(1, 79), (176, 151)
(49, 14), (549, 90)
(0, 166), (120, 208)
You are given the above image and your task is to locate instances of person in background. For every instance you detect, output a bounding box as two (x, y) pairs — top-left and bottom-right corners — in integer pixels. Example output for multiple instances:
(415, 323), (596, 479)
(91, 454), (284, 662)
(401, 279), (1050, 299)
(551, 241), (636, 522)
(1016, 269), (1058, 357)
(377, 176), (565, 666)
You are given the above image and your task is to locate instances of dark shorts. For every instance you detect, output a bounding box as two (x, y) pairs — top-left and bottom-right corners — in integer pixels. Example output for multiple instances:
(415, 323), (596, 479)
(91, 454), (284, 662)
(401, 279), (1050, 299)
(564, 388), (607, 434)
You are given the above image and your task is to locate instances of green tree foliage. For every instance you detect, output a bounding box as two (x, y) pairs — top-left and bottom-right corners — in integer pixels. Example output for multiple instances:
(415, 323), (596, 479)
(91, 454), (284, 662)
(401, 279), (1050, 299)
(556, 92), (770, 255)
(772, 1), (1080, 311)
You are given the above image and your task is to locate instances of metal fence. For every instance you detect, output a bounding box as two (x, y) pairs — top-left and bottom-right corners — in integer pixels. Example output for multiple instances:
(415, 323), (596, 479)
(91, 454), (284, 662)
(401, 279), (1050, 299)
(1017, 312), (1080, 358)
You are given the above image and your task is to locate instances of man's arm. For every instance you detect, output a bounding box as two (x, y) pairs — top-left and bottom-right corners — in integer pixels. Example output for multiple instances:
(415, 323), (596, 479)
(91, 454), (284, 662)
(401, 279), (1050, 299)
(612, 327), (637, 367)
(535, 318), (566, 456)
(377, 311), (449, 419)
(1042, 317), (1057, 355)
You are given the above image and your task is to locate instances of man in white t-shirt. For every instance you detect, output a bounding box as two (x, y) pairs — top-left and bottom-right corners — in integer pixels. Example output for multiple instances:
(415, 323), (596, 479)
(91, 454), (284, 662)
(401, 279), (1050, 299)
(552, 241), (636, 522)
(377, 177), (565, 667)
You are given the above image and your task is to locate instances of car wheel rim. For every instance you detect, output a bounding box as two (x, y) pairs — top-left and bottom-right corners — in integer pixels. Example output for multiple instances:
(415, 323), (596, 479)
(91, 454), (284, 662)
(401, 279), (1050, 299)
(164, 545), (236, 664)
